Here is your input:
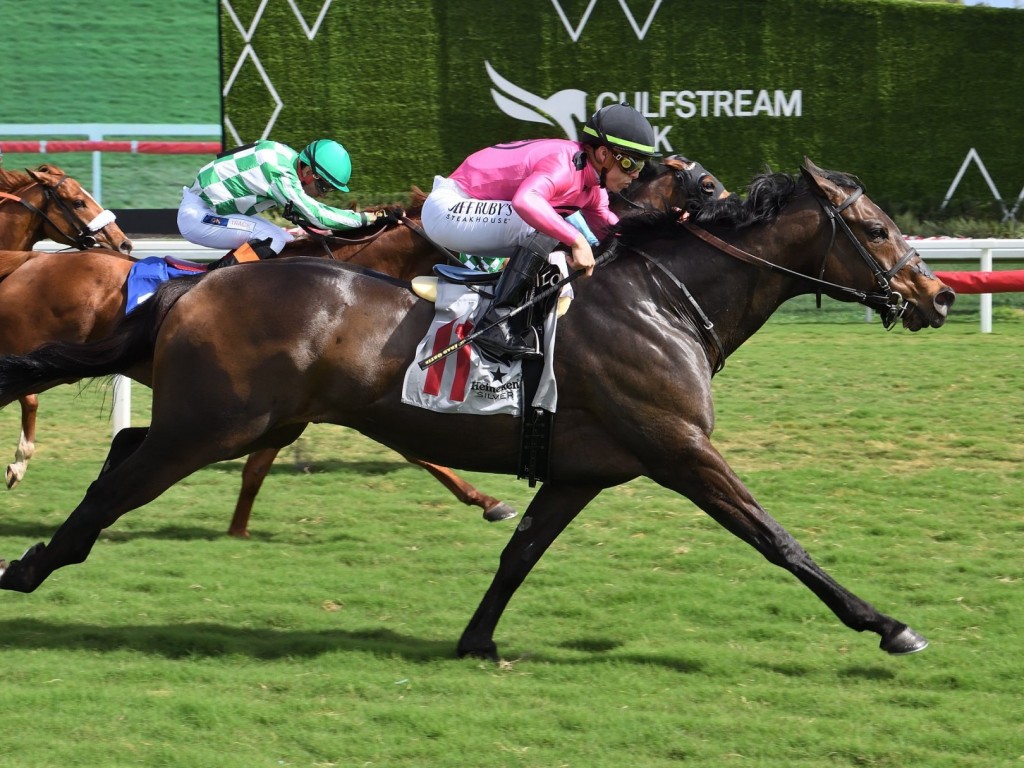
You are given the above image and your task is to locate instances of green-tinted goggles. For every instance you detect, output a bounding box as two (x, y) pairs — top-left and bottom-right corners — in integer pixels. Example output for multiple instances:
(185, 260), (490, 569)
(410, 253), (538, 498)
(614, 153), (646, 174)
(312, 175), (332, 194)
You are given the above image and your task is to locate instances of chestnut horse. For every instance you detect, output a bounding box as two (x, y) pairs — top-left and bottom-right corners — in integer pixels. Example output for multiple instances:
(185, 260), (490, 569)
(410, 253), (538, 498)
(0, 158), (725, 534)
(0, 159), (955, 658)
(0, 164), (133, 254)
(0, 164), (133, 489)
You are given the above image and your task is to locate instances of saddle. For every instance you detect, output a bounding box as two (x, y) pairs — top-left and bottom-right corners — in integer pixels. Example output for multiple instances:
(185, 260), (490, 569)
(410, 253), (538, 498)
(125, 256), (207, 314)
(413, 262), (571, 332)
(404, 262), (566, 486)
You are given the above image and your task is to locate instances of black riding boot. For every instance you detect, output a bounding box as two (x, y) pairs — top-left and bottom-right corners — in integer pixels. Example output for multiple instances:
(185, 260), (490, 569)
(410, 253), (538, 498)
(206, 237), (276, 271)
(473, 234), (555, 361)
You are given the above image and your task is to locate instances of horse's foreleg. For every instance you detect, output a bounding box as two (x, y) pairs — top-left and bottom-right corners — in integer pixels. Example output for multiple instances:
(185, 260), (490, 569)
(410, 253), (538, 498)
(399, 454), (516, 522)
(5, 394), (39, 489)
(229, 448), (281, 538)
(457, 482), (600, 660)
(654, 438), (927, 655)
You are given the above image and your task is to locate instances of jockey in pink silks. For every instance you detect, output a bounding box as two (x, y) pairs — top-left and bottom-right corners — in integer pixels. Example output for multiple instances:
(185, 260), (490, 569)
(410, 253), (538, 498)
(421, 103), (659, 360)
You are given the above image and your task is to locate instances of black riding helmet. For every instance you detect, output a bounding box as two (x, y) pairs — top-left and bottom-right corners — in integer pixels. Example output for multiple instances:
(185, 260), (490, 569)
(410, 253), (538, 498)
(580, 103), (660, 158)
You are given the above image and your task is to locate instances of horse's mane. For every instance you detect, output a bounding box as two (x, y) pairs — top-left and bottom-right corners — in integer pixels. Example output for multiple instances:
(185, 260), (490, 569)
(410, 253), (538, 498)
(613, 165), (863, 243)
(0, 164), (63, 192)
(0, 167), (32, 192)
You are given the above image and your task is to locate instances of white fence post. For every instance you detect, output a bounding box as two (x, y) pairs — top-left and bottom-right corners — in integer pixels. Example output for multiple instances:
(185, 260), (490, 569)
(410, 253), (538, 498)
(112, 375), (132, 436)
(980, 248), (993, 334)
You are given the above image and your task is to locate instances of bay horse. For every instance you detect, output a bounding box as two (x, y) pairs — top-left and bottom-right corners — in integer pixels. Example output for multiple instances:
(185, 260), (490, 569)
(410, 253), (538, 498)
(0, 158), (725, 536)
(225, 155), (729, 536)
(0, 159), (954, 658)
(0, 164), (134, 490)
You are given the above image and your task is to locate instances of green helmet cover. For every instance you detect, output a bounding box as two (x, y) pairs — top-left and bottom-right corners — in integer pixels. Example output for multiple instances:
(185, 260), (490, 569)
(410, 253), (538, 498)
(300, 139), (352, 192)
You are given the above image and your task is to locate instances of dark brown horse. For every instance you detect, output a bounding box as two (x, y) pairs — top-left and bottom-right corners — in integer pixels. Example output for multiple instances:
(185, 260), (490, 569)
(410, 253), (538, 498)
(0, 159), (954, 658)
(226, 155), (728, 536)
(0, 164), (133, 489)
(0, 158), (724, 533)
(0, 236), (515, 524)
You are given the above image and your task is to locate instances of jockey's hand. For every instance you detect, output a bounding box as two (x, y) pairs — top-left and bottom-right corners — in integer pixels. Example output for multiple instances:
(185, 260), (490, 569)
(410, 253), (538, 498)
(567, 234), (596, 277)
(372, 207), (405, 226)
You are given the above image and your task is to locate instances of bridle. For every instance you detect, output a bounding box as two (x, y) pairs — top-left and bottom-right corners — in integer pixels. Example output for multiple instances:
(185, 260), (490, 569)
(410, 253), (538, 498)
(805, 179), (930, 329)
(612, 156), (725, 214)
(0, 169), (118, 250)
(680, 180), (931, 330)
(621, 179), (934, 375)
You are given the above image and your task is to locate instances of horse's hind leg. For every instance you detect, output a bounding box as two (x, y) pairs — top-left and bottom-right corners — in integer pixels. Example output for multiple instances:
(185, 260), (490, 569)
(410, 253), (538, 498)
(457, 482), (600, 660)
(100, 427), (149, 474)
(0, 427), (224, 594)
(229, 447), (282, 538)
(229, 423), (311, 537)
(6, 395), (38, 489)
(399, 454), (517, 522)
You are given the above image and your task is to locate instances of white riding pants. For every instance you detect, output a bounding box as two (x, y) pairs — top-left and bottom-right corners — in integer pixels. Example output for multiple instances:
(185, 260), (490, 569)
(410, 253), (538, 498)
(422, 176), (574, 299)
(177, 188), (293, 253)
(421, 176), (537, 258)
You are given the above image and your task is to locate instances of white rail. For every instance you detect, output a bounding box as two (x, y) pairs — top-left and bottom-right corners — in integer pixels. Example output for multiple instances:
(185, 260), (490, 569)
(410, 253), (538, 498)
(906, 238), (1024, 333)
(33, 238), (1024, 435)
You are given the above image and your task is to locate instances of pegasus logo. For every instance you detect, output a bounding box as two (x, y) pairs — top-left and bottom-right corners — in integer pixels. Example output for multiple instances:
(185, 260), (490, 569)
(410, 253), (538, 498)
(485, 61), (588, 141)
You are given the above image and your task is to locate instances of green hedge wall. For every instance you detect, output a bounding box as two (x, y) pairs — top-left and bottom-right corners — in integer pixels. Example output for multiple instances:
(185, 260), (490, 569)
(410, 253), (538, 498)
(222, 0), (1023, 212)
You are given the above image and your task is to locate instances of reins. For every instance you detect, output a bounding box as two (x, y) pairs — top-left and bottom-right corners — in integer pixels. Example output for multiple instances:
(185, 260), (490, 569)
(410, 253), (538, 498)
(677, 182), (923, 330)
(285, 205), (463, 267)
(626, 243), (726, 375)
(679, 220), (870, 303)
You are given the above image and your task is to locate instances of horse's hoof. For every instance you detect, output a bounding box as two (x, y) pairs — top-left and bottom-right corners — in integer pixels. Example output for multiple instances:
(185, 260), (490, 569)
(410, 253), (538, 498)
(5, 464), (22, 490)
(880, 626), (929, 655)
(483, 502), (517, 523)
(457, 641), (499, 661)
(0, 542), (46, 593)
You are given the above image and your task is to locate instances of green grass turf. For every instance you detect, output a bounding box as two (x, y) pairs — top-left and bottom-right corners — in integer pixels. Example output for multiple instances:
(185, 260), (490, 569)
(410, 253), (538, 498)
(0, 322), (1021, 766)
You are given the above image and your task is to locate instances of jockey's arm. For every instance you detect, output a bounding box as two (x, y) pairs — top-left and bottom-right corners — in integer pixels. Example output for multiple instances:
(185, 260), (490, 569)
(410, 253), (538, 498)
(271, 175), (382, 231)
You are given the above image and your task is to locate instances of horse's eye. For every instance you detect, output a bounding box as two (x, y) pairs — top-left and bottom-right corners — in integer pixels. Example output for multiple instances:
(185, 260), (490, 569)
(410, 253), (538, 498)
(73, 199), (86, 209)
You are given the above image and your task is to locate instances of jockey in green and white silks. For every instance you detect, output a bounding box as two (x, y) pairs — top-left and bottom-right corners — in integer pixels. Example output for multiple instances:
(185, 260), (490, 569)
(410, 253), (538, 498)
(177, 139), (385, 254)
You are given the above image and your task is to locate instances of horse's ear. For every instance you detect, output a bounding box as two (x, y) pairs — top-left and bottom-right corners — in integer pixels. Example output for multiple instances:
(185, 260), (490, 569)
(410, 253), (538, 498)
(799, 157), (823, 185)
(800, 157), (843, 205)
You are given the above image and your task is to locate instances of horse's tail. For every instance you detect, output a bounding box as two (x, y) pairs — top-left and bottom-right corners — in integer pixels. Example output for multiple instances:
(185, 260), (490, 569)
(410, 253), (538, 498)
(0, 250), (36, 281)
(0, 274), (202, 406)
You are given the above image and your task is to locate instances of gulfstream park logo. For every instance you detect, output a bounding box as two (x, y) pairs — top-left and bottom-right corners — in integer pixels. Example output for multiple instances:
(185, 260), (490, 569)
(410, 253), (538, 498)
(485, 62), (588, 141)
(485, 62), (803, 155)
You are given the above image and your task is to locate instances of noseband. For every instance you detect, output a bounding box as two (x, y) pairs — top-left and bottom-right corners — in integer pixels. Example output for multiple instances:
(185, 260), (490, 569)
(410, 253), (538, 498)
(0, 171), (117, 249)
